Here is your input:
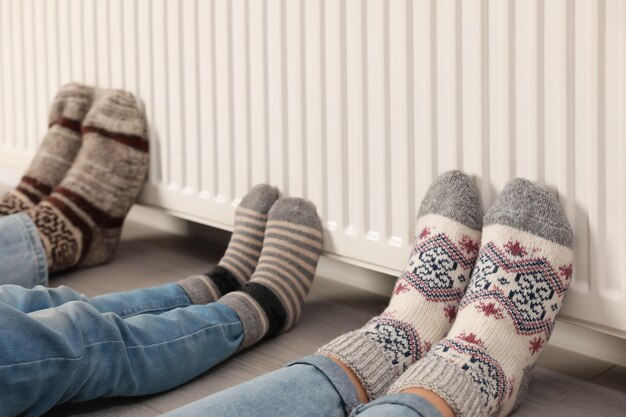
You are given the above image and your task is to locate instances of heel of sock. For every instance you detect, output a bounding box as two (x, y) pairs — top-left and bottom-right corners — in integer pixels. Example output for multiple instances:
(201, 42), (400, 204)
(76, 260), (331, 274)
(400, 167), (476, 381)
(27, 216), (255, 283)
(78, 227), (122, 268)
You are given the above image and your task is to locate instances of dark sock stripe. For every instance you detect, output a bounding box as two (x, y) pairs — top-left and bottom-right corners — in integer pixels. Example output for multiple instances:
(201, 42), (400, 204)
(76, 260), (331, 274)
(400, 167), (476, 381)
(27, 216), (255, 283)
(241, 282), (286, 336)
(204, 266), (242, 296)
(21, 176), (53, 195)
(230, 236), (263, 251)
(82, 126), (149, 152)
(49, 116), (82, 132)
(16, 186), (41, 204)
(55, 187), (124, 228)
(225, 251), (256, 274)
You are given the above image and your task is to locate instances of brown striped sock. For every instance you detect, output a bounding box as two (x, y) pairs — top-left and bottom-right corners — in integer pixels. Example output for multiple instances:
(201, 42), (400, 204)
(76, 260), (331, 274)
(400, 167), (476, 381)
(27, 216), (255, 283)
(27, 89), (148, 273)
(218, 197), (323, 349)
(177, 184), (280, 303)
(0, 83), (94, 216)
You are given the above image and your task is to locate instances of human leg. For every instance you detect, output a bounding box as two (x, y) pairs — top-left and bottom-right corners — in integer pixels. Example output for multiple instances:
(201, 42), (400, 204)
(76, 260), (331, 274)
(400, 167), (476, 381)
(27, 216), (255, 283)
(0, 300), (242, 417)
(0, 282), (191, 317)
(161, 355), (361, 417)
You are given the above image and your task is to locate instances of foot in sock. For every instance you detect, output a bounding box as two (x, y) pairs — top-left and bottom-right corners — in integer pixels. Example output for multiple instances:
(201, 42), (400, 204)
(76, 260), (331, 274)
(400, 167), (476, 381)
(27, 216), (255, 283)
(389, 178), (574, 417)
(178, 184), (280, 303)
(218, 197), (323, 349)
(27, 89), (149, 273)
(0, 83), (95, 216)
(318, 170), (483, 400)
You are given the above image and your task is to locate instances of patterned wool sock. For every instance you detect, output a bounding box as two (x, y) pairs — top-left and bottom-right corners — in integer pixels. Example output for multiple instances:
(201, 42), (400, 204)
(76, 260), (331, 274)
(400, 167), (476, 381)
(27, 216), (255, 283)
(389, 178), (574, 417)
(318, 170), (483, 400)
(218, 197), (323, 349)
(177, 184), (280, 303)
(27, 89), (149, 273)
(0, 83), (94, 216)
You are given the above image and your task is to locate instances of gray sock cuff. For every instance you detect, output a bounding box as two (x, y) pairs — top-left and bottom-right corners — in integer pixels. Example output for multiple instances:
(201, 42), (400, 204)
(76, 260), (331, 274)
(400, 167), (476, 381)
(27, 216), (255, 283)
(388, 355), (487, 417)
(218, 292), (267, 350)
(317, 330), (399, 401)
(418, 170), (483, 231)
(484, 178), (573, 248)
(177, 275), (220, 304)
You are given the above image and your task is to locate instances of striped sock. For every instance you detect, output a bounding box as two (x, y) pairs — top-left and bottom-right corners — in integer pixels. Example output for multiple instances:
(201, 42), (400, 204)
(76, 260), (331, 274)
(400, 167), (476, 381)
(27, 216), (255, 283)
(0, 83), (94, 216)
(27, 89), (149, 273)
(389, 179), (574, 417)
(177, 184), (280, 303)
(318, 170), (483, 400)
(218, 197), (323, 349)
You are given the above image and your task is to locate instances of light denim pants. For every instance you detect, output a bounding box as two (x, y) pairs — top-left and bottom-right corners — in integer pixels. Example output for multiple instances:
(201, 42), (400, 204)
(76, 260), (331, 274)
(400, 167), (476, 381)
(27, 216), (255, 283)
(0, 214), (245, 416)
(163, 354), (443, 417)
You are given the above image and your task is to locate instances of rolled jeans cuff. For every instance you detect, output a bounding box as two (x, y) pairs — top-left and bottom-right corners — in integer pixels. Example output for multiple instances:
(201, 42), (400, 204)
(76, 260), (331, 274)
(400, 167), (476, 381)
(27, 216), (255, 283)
(286, 354), (363, 414)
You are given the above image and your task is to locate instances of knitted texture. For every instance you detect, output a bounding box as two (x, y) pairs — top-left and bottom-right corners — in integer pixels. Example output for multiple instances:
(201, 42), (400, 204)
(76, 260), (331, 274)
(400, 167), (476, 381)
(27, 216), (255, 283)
(178, 184), (280, 303)
(389, 178), (574, 417)
(0, 83), (94, 216)
(27, 89), (148, 272)
(219, 197), (323, 349)
(318, 170), (483, 400)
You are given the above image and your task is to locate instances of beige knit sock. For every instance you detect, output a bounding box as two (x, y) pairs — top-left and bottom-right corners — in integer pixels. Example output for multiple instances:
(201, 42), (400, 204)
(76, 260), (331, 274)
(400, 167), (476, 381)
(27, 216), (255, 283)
(27, 89), (148, 273)
(318, 171), (483, 400)
(177, 184), (280, 303)
(0, 83), (94, 216)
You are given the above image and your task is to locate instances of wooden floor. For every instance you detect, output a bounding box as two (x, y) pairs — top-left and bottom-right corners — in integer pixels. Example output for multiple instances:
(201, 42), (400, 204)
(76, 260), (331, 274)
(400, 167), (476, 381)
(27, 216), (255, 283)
(37, 220), (626, 417)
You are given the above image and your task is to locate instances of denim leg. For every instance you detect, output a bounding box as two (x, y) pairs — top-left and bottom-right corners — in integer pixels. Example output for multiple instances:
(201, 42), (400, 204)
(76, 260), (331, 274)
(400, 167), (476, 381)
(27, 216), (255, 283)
(0, 283), (193, 317)
(162, 355), (362, 417)
(0, 213), (48, 288)
(0, 301), (243, 417)
(350, 394), (443, 417)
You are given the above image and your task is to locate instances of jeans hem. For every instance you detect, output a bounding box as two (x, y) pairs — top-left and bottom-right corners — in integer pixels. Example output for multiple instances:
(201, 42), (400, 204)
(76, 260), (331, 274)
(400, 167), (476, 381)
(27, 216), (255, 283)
(286, 354), (363, 414)
(16, 213), (48, 287)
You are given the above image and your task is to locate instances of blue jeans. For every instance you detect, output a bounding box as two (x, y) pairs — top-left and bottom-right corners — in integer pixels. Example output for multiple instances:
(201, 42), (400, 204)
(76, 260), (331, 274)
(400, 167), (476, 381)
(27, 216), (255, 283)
(163, 355), (443, 417)
(0, 283), (244, 417)
(0, 213), (48, 288)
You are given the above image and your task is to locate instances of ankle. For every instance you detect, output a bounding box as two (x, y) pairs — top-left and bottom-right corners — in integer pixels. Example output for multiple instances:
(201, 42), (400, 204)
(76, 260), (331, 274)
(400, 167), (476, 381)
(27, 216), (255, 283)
(325, 354), (369, 404)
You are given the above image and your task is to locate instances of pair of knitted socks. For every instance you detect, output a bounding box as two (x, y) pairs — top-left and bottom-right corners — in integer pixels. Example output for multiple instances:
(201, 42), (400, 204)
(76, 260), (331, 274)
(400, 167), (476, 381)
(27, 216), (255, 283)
(0, 83), (149, 273)
(178, 185), (324, 349)
(320, 171), (574, 417)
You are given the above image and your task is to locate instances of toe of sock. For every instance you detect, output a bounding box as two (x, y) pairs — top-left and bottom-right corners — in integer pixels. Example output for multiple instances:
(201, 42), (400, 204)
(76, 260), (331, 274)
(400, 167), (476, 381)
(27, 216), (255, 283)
(418, 170), (483, 231)
(484, 178), (573, 248)
(239, 184), (280, 214)
(84, 89), (147, 138)
(50, 83), (96, 123)
(267, 197), (323, 239)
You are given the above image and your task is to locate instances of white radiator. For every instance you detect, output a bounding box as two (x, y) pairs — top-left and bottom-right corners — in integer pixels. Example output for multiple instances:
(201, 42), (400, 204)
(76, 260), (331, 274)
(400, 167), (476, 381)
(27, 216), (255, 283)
(0, 0), (624, 336)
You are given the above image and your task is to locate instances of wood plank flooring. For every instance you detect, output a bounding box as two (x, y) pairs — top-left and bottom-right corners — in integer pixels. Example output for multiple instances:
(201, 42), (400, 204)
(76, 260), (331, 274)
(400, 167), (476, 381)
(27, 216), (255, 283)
(21, 220), (626, 417)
